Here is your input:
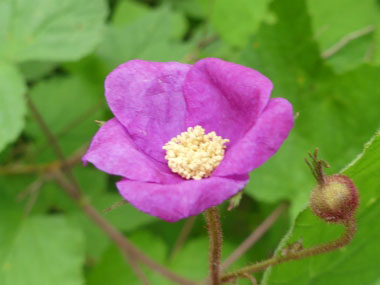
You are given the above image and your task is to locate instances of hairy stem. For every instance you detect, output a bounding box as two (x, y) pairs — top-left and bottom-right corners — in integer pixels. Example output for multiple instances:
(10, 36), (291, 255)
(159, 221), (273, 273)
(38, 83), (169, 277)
(221, 218), (356, 283)
(205, 207), (223, 285)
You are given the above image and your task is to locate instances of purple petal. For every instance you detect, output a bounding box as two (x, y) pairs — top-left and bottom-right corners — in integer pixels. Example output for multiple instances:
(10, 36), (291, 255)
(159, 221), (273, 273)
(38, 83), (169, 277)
(183, 58), (273, 144)
(213, 98), (294, 177)
(105, 60), (191, 162)
(117, 175), (249, 222)
(83, 118), (181, 183)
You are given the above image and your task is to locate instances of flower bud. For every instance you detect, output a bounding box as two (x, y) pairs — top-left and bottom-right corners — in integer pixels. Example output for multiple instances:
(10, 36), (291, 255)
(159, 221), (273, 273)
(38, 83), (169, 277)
(310, 174), (358, 223)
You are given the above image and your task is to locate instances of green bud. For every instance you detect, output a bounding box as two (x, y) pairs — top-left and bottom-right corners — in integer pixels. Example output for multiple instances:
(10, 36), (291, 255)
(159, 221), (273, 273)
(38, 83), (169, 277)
(305, 148), (359, 223)
(310, 174), (358, 223)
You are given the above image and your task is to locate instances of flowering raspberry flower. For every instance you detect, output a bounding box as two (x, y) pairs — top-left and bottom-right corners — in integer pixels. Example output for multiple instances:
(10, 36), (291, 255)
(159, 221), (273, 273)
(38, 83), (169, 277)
(83, 58), (294, 222)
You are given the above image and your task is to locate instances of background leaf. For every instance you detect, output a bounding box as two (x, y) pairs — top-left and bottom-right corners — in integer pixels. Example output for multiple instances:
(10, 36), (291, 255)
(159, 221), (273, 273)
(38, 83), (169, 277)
(210, 0), (271, 47)
(0, 63), (26, 153)
(308, 0), (379, 72)
(239, 0), (380, 217)
(111, 0), (150, 26)
(26, 74), (104, 160)
(97, 5), (191, 71)
(0, 215), (85, 285)
(87, 231), (168, 285)
(0, 0), (107, 62)
(373, 17), (380, 64)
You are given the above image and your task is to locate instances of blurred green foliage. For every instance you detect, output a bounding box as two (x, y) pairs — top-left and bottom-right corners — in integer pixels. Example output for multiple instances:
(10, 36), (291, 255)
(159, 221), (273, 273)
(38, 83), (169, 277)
(0, 0), (379, 284)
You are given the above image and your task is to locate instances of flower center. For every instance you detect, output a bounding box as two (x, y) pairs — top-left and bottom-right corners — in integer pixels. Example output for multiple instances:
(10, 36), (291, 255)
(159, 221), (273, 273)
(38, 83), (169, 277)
(163, 126), (229, 180)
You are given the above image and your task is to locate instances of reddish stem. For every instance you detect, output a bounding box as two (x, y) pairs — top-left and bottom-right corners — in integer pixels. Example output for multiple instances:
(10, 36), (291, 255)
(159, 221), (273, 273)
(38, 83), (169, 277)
(205, 207), (223, 285)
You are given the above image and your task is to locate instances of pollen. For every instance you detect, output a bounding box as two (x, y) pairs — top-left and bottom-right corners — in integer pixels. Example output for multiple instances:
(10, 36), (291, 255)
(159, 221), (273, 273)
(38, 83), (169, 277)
(163, 126), (229, 180)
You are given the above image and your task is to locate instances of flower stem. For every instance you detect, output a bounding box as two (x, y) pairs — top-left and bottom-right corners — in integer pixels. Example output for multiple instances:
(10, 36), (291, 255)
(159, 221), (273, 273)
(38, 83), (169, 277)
(205, 207), (223, 285)
(221, 218), (356, 283)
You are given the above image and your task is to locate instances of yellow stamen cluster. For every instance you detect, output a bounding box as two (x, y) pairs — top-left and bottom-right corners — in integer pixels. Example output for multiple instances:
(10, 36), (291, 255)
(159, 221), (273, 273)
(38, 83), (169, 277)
(163, 126), (229, 180)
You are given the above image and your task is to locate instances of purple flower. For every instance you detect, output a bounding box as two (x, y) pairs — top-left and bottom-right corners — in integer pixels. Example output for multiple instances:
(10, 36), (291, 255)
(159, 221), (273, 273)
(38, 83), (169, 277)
(83, 58), (293, 222)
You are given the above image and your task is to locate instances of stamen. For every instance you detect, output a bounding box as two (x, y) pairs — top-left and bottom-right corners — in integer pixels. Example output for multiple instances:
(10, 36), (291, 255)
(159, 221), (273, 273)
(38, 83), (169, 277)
(163, 126), (229, 180)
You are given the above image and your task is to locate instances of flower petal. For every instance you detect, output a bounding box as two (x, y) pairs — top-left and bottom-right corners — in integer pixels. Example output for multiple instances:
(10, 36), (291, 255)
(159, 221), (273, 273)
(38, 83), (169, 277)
(83, 118), (181, 183)
(105, 60), (191, 162)
(117, 175), (249, 222)
(184, 58), (273, 144)
(213, 98), (294, 177)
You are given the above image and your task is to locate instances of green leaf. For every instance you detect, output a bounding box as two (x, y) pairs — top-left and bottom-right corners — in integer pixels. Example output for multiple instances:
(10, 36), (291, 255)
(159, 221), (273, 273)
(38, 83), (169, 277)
(18, 60), (57, 81)
(26, 74), (105, 160)
(321, 33), (374, 73)
(262, 130), (380, 285)
(309, 0), (377, 49)
(0, 63), (26, 153)
(112, 0), (150, 27)
(34, 166), (155, 259)
(92, 193), (155, 232)
(87, 233), (254, 284)
(112, 2), (187, 41)
(308, 0), (380, 72)
(97, 6), (191, 70)
(308, 0), (379, 72)
(239, 0), (380, 216)
(169, 237), (251, 281)
(87, 231), (168, 285)
(32, 167), (107, 214)
(373, 17), (380, 64)
(161, 0), (207, 19)
(48, 167), (110, 259)
(17, 159), (154, 259)
(0, 0), (107, 62)
(67, 191), (155, 260)
(62, 54), (109, 86)
(65, 5), (190, 89)
(210, 0), (271, 47)
(0, 215), (85, 285)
